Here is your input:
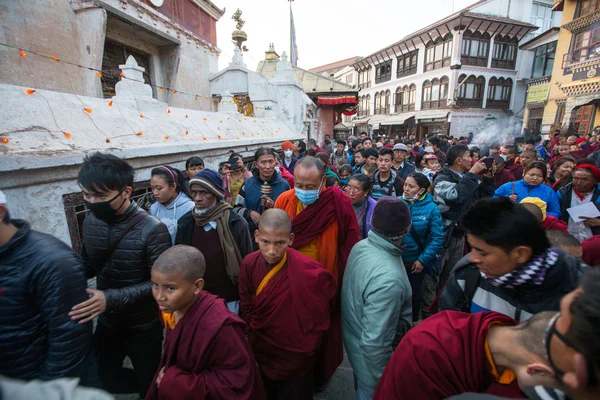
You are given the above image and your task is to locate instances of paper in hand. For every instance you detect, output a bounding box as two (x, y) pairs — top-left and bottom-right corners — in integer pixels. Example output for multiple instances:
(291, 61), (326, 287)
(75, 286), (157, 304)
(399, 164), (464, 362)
(567, 202), (600, 223)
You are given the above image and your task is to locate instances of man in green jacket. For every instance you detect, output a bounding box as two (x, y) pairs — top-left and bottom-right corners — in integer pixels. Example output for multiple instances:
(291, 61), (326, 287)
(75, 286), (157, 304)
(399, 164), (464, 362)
(341, 196), (413, 400)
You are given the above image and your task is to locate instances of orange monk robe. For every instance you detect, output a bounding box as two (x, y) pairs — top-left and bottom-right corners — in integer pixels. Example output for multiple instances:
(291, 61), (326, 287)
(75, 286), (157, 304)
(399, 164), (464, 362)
(274, 186), (360, 382)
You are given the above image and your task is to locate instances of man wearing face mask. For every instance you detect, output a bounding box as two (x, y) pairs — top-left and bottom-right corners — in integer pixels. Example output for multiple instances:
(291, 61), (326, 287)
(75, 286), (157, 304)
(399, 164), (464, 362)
(281, 141), (298, 175)
(274, 156), (360, 387)
(72, 152), (172, 398)
(501, 145), (523, 181)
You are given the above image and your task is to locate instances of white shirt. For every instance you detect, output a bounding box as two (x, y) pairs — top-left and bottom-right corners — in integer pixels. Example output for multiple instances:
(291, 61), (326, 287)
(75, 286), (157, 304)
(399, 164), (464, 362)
(568, 191), (594, 242)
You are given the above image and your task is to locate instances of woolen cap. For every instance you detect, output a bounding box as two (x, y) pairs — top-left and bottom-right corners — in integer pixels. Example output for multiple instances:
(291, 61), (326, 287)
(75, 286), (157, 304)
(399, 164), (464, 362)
(189, 169), (225, 199)
(393, 143), (408, 152)
(371, 196), (412, 239)
(282, 141), (295, 151)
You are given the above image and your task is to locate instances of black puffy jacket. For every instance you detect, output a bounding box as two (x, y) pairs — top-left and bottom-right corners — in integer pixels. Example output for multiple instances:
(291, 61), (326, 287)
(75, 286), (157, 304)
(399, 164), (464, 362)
(82, 202), (171, 332)
(0, 220), (92, 380)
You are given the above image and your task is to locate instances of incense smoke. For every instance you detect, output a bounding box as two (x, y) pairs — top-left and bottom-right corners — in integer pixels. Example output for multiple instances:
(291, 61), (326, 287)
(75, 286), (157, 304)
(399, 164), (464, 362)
(470, 115), (523, 149)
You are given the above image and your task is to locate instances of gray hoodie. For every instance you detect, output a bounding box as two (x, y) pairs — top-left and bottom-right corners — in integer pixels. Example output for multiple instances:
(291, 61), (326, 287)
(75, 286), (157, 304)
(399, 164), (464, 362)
(150, 192), (195, 244)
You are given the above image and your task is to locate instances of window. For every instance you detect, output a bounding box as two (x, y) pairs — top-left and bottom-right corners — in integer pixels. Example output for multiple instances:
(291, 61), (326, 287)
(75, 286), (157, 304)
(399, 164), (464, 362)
(461, 31), (490, 67)
(422, 77), (449, 109)
(492, 35), (518, 69)
(487, 77), (512, 109)
(384, 90), (391, 114)
(397, 50), (419, 78)
(358, 95), (370, 117)
(396, 84), (416, 112)
(563, 26), (600, 68)
(532, 41), (556, 78)
(578, 0), (600, 17)
(358, 67), (372, 90)
(102, 40), (152, 98)
(375, 61), (392, 84)
(530, 2), (554, 37)
(374, 91), (389, 114)
(457, 74), (485, 107)
(573, 105), (596, 135)
(346, 74), (354, 84)
(424, 34), (453, 71)
(374, 92), (381, 114)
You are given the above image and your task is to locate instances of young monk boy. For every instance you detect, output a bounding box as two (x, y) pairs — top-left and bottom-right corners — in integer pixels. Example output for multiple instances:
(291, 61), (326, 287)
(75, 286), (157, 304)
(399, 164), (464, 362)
(239, 209), (337, 399)
(146, 245), (265, 400)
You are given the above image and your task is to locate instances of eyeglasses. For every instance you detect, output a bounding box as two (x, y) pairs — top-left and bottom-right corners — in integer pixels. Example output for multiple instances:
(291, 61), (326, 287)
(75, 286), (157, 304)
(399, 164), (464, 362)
(544, 313), (597, 386)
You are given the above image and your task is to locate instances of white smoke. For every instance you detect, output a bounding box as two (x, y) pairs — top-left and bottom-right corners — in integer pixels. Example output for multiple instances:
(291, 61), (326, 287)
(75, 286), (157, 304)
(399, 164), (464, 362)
(469, 115), (524, 148)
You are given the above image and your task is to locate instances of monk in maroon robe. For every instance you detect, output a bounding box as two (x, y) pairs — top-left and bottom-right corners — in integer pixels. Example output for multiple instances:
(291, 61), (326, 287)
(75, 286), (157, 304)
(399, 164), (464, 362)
(275, 157), (360, 384)
(374, 311), (558, 400)
(146, 245), (265, 400)
(240, 209), (337, 399)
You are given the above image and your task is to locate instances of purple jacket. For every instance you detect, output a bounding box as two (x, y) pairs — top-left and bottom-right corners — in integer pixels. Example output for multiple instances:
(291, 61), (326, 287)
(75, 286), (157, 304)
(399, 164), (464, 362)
(355, 196), (377, 239)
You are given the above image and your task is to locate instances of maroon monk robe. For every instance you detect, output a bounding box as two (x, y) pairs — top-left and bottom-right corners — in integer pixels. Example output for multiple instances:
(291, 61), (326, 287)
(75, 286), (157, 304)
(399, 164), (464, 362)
(288, 186), (360, 382)
(239, 248), (337, 381)
(145, 292), (265, 400)
(373, 311), (519, 400)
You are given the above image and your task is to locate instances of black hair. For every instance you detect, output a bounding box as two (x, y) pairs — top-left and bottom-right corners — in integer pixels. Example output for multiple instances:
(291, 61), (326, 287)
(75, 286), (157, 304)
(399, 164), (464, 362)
(339, 164), (353, 176)
(350, 173), (372, 192)
(552, 156), (576, 172)
(567, 268), (600, 379)
(185, 156), (204, 170)
(378, 147), (393, 158)
(337, 140), (347, 146)
(307, 138), (317, 147)
(305, 148), (316, 157)
(415, 152), (427, 168)
(576, 157), (598, 167)
(255, 147), (275, 160)
(352, 140), (361, 150)
(297, 140), (307, 152)
(316, 152), (330, 165)
(545, 229), (581, 249)
(362, 138), (372, 144)
(525, 139), (536, 145)
(78, 152), (134, 194)
(363, 148), (379, 159)
(407, 172), (431, 191)
(524, 161), (547, 179)
(151, 166), (189, 197)
(504, 145), (518, 155)
(460, 197), (550, 255)
(325, 175), (339, 188)
(324, 139), (332, 145)
(446, 144), (469, 166)
(492, 154), (505, 167)
(469, 146), (480, 157)
(429, 137), (441, 147)
(514, 136), (525, 144)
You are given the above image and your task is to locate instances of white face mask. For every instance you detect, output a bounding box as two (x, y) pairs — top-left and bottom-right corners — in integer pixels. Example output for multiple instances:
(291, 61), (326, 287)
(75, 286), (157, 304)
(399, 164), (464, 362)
(284, 150), (293, 158)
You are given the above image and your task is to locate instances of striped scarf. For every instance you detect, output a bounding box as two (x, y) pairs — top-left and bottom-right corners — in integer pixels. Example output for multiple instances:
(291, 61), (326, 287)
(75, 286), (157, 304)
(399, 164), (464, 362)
(490, 247), (559, 289)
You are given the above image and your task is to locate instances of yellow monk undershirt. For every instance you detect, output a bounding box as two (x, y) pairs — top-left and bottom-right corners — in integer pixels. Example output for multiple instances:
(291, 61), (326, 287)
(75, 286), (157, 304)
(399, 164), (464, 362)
(256, 253), (287, 296)
(295, 200), (320, 261)
(484, 322), (517, 385)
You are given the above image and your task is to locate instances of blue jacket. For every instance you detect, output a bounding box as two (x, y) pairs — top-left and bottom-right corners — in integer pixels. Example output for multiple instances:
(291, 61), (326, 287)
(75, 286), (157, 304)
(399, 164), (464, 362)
(401, 193), (444, 274)
(494, 179), (561, 218)
(234, 171), (290, 231)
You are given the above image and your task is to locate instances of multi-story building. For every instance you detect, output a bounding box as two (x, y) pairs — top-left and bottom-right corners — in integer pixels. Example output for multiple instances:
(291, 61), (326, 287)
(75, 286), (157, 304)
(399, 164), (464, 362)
(352, 0), (556, 140)
(533, 0), (600, 136)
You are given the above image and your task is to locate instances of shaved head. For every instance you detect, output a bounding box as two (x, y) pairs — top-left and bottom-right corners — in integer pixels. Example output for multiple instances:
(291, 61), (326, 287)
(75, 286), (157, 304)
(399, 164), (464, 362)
(522, 203), (543, 224)
(259, 209), (292, 234)
(296, 156), (325, 177)
(514, 311), (555, 362)
(152, 245), (206, 282)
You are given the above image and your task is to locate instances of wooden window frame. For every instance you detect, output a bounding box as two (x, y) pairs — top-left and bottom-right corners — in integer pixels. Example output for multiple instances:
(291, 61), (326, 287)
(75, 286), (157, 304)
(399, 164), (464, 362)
(532, 41), (557, 78)
(424, 34), (453, 72)
(456, 74), (485, 108)
(396, 50), (419, 78)
(461, 31), (490, 67)
(491, 35), (518, 70)
(422, 77), (449, 110)
(375, 61), (393, 84)
(578, 0), (600, 18)
(487, 77), (512, 109)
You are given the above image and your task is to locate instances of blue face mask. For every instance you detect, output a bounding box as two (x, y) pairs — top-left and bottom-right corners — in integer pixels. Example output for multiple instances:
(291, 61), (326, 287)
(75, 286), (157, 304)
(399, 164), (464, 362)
(296, 178), (324, 206)
(340, 178), (350, 185)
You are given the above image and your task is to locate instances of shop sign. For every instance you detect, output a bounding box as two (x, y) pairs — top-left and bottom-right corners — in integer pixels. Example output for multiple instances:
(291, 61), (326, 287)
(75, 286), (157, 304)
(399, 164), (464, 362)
(526, 83), (550, 103)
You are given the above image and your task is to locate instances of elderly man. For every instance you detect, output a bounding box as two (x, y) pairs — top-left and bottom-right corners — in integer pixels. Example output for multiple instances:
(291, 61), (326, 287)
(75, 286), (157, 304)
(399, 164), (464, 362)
(392, 143), (415, 180)
(176, 169), (253, 313)
(0, 190), (92, 382)
(558, 163), (600, 242)
(275, 157), (360, 385)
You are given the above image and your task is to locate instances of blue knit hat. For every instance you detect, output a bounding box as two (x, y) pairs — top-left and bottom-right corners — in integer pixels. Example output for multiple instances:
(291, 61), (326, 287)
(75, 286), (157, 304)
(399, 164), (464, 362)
(189, 169), (225, 199)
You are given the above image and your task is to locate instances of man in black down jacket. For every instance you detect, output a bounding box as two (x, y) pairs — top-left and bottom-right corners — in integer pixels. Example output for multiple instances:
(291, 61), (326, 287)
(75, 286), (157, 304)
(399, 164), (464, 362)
(70, 153), (171, 398)
(439, 197), (586, 322)
(0, 190), (92, 380)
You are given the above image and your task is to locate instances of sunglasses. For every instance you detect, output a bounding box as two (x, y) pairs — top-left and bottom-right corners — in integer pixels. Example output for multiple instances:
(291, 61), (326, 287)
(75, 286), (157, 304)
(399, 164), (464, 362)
(544, 313), (597, 386)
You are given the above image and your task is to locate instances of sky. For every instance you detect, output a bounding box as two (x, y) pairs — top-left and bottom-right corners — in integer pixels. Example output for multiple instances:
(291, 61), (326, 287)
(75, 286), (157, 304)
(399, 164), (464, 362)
(215, 0), (476, 71)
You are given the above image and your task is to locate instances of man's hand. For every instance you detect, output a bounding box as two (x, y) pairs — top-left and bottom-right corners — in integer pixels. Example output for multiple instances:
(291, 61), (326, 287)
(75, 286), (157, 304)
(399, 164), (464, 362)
(69, 289), (106, 324)
(411, 260), (424, 274)
(250, 211), (261, 225)
(581, 216), (600, 227)
(156, 367), (166, 388)
(261, 197), (274, 210)
(469, 159), (487, 175)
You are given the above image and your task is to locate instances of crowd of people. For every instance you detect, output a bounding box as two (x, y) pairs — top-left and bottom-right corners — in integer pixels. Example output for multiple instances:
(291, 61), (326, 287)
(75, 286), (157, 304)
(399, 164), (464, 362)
(1, 126), (600, 400)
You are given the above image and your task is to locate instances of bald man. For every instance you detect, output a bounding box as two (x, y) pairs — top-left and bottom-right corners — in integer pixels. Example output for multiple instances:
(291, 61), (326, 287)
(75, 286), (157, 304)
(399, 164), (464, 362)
(147, 245), (265, 400)
(239, 210), (337, 399)
(274, 157), (360, 384)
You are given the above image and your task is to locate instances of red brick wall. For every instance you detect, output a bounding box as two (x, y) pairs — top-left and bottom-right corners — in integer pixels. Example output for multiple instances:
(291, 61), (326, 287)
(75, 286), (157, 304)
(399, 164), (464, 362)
(145, 0), (217, 45)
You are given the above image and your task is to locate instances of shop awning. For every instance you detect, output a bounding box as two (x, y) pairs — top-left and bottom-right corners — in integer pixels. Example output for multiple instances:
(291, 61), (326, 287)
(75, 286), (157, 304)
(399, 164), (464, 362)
(352, 116), (371, 125)
(333, 123), (351, 131)
(380, 113), (415, 126)
(414, 110), (450, 121)
(316, 95), (357, 105)
(368, 115), (390, 125)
